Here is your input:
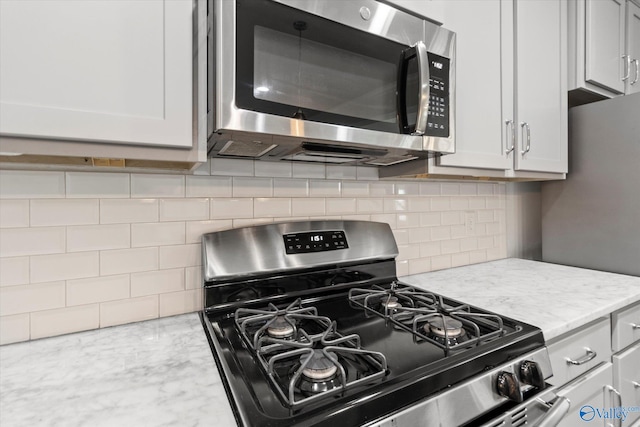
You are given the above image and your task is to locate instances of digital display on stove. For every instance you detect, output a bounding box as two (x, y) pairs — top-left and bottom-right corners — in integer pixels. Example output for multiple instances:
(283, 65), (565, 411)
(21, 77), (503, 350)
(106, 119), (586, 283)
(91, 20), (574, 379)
(283, 231), (348, 254)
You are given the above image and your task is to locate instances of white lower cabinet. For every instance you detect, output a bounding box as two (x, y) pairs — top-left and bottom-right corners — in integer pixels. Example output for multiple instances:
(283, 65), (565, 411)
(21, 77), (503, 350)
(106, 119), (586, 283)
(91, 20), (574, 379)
(613, 344), (640, 426)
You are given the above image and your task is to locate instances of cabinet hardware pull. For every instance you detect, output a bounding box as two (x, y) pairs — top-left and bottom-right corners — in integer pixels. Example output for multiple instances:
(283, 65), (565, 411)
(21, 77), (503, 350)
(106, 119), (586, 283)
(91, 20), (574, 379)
(606, 386), (623, 427)
(565, 347), (596, 365)
(622, 55), (632, 81)
(520, 122), (531, 155)
(631, 322), (640, 329)
(632, 59), (639, 85)
(632, 381), (640, 388)
(505, 120), (515, 155)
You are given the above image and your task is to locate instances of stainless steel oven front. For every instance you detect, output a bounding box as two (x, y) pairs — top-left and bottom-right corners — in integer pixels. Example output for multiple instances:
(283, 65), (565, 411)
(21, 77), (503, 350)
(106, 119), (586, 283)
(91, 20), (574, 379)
(207, 0), (456, 164)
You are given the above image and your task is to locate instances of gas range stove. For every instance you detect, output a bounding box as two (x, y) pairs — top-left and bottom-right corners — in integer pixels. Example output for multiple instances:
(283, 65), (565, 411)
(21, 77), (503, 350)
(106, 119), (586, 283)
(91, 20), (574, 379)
(201, 221), (567, 426)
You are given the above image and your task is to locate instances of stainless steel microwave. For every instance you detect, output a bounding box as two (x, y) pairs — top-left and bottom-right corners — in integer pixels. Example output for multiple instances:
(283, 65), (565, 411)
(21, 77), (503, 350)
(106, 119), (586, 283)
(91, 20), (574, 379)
(207, 0), (456, 166)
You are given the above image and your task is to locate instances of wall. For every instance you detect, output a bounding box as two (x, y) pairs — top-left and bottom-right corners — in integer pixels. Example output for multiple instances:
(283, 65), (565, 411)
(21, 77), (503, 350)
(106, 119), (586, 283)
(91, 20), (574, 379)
(506, 182), (542, 260)
(0, 159), (507, 344)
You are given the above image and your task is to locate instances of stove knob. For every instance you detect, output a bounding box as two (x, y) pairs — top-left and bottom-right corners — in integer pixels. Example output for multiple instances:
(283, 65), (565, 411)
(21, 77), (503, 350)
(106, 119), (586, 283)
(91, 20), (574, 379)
(520, 360), (545, 389)
(496, 371), (523, 403)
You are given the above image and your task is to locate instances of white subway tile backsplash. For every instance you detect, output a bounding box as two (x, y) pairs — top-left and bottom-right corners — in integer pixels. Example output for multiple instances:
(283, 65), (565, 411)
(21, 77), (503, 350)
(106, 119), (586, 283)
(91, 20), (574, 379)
(309, 180), (341, 197)
(30, 199), (99, 227)
(101, 199), (158, 224)
(211, 158), (254, 176)
(185, 220), (233, 243)
(0, 200), (29, 228)
(67, 275), (130, 306)
(159, 289), (202, 317)
(233, 177), (273, 197)
(326, 198), (356, 215)
(30, 305), (99, 339)
(356, 198), (383, 213)
(292, 198), (325, 216)
(0, 171), (65, 199)
(0, 163), (510, 343)
(159, 244), (200, 269)
(131, 222), (185, 247)
(131, 174), (185, 198)
(185, 176), (232, 198)
(0, 227), (65, 258)
(211, 198), (253, 219)
(254, 198), (292, 217)
(159, 198), (209, 222)
(0, 281), (65, 316)
(100, 247), (158, 275)
(292, 163), (325, 179)
(185, 266), (202, 290)
(66, 172), (129, 198)
(31, 252), (99, 283)
(67, 224), (130, 252)
(131, 268), (184, 297)
(100, 295), (158, 327)
(273, 179), (309, 197)
(0, 257), (29, 287)
(326, 165), (357, 180)
(255, 162), (292, 178)
(0, 314), (30, 345)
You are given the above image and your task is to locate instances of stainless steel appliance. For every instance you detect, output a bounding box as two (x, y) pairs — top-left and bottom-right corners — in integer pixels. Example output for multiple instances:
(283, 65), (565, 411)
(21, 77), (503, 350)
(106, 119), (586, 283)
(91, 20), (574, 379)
(200, 220), (570, 426)
(542, 93), (640, 276)
(206, 0), (456, 166)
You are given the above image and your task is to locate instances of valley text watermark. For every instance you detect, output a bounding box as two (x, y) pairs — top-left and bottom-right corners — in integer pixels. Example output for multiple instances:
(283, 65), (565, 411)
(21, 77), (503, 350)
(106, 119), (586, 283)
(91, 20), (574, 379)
(580, 405), (640, 422)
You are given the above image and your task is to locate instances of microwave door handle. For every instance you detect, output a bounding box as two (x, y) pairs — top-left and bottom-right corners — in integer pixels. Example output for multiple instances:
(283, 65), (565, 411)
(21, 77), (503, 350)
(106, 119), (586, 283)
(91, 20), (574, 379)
(397, 42), (430, 135)
(414, 41), (430, 135)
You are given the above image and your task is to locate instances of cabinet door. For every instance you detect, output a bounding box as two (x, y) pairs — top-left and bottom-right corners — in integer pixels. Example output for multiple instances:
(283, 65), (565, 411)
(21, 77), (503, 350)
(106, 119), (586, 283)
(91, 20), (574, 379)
(586, 0), (627, 93)
(0, 0), (193, 148)
(514, 0), (568, 173)
(557, 363), (615, 427)
(436, 0), (512, 171)
(613, 344), (640, 426)
(627, 0), (640, 94)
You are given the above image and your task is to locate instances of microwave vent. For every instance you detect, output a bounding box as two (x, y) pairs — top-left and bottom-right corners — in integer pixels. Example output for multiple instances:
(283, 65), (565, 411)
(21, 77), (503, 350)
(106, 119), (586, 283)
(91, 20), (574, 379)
(218, 140), (278, 158)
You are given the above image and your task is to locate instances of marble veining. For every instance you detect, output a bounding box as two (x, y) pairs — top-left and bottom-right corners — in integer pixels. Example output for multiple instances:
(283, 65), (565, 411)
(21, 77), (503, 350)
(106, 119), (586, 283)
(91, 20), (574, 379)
(0, 314), (236, 427)
(401, 258), (640, 341)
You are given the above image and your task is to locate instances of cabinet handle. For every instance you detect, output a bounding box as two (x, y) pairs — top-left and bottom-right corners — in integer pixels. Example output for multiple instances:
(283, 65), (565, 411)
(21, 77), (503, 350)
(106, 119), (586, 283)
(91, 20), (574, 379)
(505, 120), (515, 155)
(632, 381), (640, 388)
(631, 322), (640, 329)
(565, 347), (596, 365)
(520, 122), (531, 155)
(632, 59), (640, 85)
(606, 386), (622, 427)
(622, 55), (632, 81)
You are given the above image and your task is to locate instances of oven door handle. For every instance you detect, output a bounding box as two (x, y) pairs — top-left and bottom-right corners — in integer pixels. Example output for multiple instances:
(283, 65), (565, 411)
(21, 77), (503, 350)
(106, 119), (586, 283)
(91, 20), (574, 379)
(397, 41), (430, 136)
(536, 396), (571, 427)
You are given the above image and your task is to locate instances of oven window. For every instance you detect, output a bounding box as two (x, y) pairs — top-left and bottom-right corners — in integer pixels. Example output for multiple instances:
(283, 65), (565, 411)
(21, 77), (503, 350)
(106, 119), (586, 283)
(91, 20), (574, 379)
(236, 0), (417, 134)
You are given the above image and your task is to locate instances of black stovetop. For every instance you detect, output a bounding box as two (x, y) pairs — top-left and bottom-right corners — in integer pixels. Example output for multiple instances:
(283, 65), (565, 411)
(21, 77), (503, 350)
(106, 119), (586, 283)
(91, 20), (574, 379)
(201, 263), (545, 427)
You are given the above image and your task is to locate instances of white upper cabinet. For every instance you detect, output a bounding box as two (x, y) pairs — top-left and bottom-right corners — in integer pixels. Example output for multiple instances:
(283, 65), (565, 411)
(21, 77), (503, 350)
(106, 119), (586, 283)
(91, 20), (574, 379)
(427, 0), (567, 178)
(0, 0), (193, 148)
(627, 1), (640, 94)
(513, 0), (568, 173)
(569, 0), (640, 98)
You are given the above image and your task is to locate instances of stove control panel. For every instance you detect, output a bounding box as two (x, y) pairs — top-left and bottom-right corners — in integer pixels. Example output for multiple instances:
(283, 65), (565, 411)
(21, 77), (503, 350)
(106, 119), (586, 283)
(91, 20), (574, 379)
(283, 230), (349, 254)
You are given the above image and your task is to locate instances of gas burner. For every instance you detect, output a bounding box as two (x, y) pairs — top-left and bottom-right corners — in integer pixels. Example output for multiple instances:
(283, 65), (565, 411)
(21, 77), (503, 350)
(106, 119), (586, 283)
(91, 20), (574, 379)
(267, 316), (296, 339)
(380, 296), (402, 310)
(297, 350), (343, 395)
(425, 316), (468, 346)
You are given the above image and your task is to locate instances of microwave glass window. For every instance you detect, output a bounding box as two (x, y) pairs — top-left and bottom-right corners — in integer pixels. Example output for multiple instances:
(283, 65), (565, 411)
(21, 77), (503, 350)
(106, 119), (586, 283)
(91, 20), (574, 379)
(235, 0), (417, 134)
(253, 26), (396, 125)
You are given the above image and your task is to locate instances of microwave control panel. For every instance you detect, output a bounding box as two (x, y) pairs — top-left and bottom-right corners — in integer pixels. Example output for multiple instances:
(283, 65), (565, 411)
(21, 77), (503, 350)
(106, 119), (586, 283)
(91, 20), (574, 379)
(283, 231), (348, 254)
(426, 53), (450, 138)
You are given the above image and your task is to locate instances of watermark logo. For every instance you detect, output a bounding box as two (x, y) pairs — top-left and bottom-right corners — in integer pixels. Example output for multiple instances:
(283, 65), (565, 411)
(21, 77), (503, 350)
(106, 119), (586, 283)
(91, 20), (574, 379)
(579, 405), (640, 422)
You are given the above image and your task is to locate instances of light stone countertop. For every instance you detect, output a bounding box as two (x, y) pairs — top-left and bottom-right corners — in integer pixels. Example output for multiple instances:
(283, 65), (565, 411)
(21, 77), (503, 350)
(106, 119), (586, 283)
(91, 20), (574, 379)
(401, 258), (640, 341)
(1, 259), (639, 427)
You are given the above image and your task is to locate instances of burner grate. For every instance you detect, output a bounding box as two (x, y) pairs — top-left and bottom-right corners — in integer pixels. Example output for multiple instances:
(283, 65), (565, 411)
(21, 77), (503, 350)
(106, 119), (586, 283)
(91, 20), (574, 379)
(234, 299), (388, 409)
(349, 281), (509, 354)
